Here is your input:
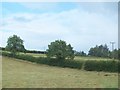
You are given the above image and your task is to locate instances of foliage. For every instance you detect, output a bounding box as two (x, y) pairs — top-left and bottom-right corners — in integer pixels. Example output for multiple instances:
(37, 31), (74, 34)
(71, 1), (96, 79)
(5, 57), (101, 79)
(1, 51), (11, 57)
(2, 51), (83, 69)
(2, 51), (119, 72)
(47, 40), (74, 60)
(109, 49), (118, 59)
(118, 49), (120, 60)
(84, 60), (119, 72)
(88, 44), (109, 58)
(6, 35), (26, 55)
(26, 50), (46, 54)
(0, 47), (5, 50)
(75, 51), (86, 56)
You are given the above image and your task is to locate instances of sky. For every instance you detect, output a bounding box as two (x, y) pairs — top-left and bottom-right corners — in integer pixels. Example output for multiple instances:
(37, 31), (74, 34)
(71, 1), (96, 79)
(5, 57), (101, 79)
(0, 2), (118, 53)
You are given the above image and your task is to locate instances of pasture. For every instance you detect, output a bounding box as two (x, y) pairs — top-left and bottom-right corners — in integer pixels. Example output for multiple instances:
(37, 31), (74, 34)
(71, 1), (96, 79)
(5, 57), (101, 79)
(22, 52), (116, 61)
(3, 51), (118, 61)
(2, 56), (118, 88)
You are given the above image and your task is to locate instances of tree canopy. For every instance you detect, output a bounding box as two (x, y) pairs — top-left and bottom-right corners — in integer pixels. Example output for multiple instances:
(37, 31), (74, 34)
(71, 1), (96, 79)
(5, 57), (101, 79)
(6, 35), (25, 55)
(74, 51), (86, 56)
(118, 49), (120, 60)
(47, 40), (74, 60)
(88, 44), (109, 58)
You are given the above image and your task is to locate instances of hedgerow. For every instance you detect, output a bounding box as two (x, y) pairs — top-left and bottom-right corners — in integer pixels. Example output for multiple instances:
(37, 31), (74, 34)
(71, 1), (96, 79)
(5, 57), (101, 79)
(2, 51), (119, 72)
(84, 60), (119, 72)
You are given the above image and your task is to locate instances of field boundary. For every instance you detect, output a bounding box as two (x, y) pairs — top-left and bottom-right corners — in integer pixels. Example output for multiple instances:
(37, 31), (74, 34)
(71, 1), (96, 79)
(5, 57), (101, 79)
(1, 51), (119, 73)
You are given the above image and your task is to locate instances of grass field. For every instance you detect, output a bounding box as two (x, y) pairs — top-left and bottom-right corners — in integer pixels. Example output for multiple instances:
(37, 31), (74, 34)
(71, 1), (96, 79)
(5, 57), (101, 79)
(21, 52), (116, 61)
(3, 51), (117, 61)
(2, 56), (118, 88)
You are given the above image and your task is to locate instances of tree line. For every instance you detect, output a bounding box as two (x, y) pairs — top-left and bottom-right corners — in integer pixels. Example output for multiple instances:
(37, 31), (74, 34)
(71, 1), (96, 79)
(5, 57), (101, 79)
(1, 35), (120, 60)
(88, 45), (119, 59)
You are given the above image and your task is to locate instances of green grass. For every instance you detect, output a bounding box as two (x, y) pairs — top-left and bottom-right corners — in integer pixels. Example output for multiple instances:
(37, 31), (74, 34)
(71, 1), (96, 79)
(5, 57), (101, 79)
(2, 51), (117, 61)
(74, 56), (116, 61)
(2, 56), (118, 88)
(21, 52), (117, 61)
(23, 53), (46, 57)
(2, 51), (119, 72)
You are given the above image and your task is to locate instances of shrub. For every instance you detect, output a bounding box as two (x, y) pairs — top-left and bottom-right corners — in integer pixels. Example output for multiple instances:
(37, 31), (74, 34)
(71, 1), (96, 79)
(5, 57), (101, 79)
(2, 51), (119, 72)
(63, 60), (83, 69)
(2, 51), (12, 57)
(2, 51), (36, 62)
(15, 54), (36, 62)
(36, 58), (83, 69)
(84, 60), (119, 72)
(36, 57), (50, 64)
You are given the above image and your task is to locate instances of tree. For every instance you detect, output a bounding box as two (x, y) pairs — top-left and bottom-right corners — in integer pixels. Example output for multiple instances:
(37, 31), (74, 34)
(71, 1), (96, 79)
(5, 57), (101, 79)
(112, 49), (118, 59)
(109, 49), (119, 59)
(75, 51), (86, 56)
(66, 44), (75, 59)
(88, 44), (109, 58)
(47, 40), (74, 60)
(118, 49), (120, 60)
(6, 35), (25, 55)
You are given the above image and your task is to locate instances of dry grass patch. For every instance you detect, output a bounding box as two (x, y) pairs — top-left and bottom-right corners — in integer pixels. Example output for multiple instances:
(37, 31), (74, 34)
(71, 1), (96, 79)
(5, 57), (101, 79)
(2, 56), (118, 88)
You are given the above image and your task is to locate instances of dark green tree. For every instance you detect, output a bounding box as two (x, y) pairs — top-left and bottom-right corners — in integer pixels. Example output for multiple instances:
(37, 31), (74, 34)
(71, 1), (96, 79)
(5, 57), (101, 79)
(109, 49), (119, 59)
(118, 49), (120, 60)
(75, 51), (86, 56)
(66, 44), (75, 59)
(88, 44), (109, 58)
(6, 35), (25, 56)
(47, 40), (74, 60)
(113, 49), (118, 59)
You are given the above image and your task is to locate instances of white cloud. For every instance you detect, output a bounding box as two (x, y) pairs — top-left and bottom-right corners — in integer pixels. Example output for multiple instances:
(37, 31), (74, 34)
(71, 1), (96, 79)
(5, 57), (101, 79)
(1, 8), (118, 52)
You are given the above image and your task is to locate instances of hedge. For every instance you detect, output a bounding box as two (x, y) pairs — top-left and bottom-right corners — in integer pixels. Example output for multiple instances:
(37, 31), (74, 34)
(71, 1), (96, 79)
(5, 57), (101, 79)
(2, 51), (83, 69)
(84, 60), (119, 72)
(1, 51), (119, 72)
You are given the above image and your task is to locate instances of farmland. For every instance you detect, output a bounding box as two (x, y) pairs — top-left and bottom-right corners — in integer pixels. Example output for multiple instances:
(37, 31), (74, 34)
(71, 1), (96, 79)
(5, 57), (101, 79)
(2, 56), (118, 88)
(2, 2), (119, 89)
(22, 52), (116, 61)
(3, 50), (118, 61)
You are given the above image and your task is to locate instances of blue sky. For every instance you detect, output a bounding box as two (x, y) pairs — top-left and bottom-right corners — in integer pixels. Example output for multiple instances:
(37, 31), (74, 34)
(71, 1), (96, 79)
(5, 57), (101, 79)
(1, 2), (118, 53)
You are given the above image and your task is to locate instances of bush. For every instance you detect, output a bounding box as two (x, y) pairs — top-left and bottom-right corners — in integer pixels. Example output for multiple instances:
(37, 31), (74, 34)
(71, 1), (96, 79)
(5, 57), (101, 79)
(2, 51), (12, 57)
(36, 58), (83, 69)
(84, 60), (119, 72)
(2, 51), (36, 62)
(63, 60), (83, 69)
(15, 54), (36, 62)
(2, 51), (119, 72)
(36, 57), (50, 64)
(2, 51), (83, 69)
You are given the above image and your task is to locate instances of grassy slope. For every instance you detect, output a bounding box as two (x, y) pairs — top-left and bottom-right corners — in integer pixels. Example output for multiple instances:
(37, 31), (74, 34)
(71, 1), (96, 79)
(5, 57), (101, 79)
(2, 56), (118, 88)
